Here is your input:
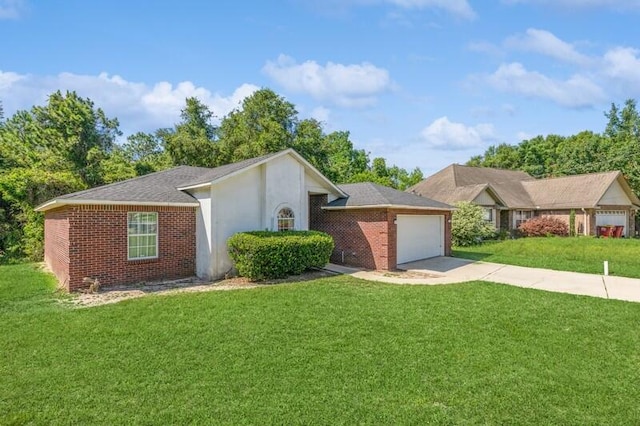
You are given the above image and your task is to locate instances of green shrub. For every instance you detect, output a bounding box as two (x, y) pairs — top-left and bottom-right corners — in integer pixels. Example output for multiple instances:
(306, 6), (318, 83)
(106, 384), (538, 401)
(227, 231), (334, 280)
(452, 202), (494, 247)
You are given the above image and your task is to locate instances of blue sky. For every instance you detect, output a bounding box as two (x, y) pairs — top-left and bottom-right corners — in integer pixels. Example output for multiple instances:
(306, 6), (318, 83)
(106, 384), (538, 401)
(2, 0), (640, 174)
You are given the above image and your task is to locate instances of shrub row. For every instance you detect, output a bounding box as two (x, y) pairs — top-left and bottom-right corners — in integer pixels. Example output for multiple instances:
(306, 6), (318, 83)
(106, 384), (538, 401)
(518, 216), (568, 237)
(227, 231), (334, 280)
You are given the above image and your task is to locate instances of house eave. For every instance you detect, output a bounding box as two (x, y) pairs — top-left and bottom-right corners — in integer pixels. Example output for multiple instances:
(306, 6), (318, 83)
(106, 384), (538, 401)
(35, 199), (200, 212)
(322, 204), (454, 211)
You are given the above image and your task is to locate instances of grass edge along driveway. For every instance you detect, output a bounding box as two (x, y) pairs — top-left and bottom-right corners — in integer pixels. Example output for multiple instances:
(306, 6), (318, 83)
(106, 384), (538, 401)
(454, 236), (640, 278)
(1, 263), (640, 425)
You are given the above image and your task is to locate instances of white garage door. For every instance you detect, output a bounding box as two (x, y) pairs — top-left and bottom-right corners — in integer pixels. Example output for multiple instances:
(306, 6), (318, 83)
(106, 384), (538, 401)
(596, 210), (626, 227)
(396, 214), (444, 264)
(596, 210), (627, 236)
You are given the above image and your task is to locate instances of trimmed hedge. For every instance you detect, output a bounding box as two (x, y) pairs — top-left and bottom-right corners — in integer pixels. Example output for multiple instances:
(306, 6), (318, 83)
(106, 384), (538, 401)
(227, 231), (334, 280)
(518, 216), (569, 237)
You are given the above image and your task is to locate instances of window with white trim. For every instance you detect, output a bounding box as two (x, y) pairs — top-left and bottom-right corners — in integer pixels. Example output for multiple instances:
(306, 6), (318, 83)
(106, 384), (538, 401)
(128, 212), (158, 260)
(277, 208), (295, 231)
(482, 207), (493, 222)
(514, 210), (533, 228)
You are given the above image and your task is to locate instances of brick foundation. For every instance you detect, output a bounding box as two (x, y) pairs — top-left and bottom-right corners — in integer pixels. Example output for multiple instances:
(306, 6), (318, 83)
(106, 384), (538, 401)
(44, 205), (196, 292)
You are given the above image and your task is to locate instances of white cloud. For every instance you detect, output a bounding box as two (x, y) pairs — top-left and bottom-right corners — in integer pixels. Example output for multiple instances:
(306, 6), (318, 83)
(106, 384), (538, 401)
(263, 54), (392, 108)
(0, 70), (258, 134)
(420, 116), (495, 150)
(386, 0), (475, 19)
(602, 47), (640, 88)
(505, 28), (592, 66)
(0, 0), (26, 19)
(484, 62), (606, 108)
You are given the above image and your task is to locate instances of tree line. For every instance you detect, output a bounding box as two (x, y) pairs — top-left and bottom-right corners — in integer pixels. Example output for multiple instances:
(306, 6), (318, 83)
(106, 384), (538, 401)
(468, 99), (640, 195)
(0, 89), (423, 261)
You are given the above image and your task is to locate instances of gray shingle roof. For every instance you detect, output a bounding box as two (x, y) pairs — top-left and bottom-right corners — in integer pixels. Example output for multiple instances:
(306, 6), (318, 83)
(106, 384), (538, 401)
(326, 182), (453, 210)
(53, 165), (210, 205)
(176, 151), (284, 189)
(37, 152), (287, 211)
(408, 164), (640, 210)
(522, 171), (640, 209)
(36, 149), (345, 211)
(408, 164), (535, 208)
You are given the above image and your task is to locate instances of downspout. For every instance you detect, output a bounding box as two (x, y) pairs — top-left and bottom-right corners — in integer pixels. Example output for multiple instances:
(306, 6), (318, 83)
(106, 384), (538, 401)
(581, 208), (588, 236)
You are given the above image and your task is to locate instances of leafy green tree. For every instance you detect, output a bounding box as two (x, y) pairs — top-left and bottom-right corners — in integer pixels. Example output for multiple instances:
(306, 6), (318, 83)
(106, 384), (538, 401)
(162, 97), (219, 167)
(216, 89), (296, 164)
(0, 91), (120, 260)
(0, 91), (120, 187)
(123, 132), (172, 175)
(316, 130), (368, 183)
(451, 201), (494, 247)
(466, 143), (521, 170)
(0, 168), (84, 260)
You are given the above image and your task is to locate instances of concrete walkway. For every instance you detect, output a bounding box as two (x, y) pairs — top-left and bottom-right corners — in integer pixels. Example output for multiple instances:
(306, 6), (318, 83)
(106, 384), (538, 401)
(328, 257), (640, 303)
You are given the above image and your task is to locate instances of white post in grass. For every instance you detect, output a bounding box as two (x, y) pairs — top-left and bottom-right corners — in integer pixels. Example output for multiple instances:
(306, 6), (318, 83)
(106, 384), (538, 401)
(604, 261), (609, 276)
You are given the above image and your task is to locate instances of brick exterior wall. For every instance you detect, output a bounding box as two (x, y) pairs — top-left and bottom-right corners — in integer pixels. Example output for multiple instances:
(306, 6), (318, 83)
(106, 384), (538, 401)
(309, 194), (452, 270)
(44, 208), (71, 289)
(44, 205), (196, 292)
(530, 207), (636, 237)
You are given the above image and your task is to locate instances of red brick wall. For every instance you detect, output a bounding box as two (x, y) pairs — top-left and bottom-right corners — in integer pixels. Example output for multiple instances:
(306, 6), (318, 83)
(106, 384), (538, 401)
(44, 205), (196, 291)
(44, 208), (71, 289)
(313, 206), (392, 270)
(309, 194), (452, 270)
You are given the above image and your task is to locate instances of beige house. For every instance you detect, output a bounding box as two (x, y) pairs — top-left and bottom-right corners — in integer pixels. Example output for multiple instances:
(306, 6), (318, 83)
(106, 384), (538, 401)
(408, 164), (640, 237)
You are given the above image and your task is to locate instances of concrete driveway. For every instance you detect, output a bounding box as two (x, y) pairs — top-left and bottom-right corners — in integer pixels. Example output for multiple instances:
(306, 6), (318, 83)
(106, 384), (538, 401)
(347, 256), (640, 303)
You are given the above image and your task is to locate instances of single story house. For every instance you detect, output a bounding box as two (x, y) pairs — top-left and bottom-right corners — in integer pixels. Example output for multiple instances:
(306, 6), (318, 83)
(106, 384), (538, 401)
(408, 164), (640, 237)
(37, 149), (453, 291)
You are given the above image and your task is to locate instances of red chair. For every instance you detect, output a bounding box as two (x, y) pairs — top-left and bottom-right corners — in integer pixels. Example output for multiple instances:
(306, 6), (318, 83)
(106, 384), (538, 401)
(614, 226), (624, 238)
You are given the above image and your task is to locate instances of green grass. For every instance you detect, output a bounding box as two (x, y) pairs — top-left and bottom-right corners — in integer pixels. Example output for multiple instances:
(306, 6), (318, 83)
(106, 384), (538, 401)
(454, 237), (640, 278)
(2, 264), (640, 424)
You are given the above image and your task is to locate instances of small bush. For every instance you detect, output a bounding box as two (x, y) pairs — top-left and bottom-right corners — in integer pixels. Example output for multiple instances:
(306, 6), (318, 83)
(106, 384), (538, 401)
(518, 216), (568, 237)
(451, 202), (495, 246)
(227, 231), (334, 280)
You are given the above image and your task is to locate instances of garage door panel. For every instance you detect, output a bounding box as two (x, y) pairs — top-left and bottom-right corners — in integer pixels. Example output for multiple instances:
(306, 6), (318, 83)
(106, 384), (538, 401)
(396, 215), (443, 264)
(596, 210), (626, 227)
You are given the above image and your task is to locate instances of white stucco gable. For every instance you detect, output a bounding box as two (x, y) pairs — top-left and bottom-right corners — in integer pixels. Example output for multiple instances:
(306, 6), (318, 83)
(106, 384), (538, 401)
(184, 149), (344, 280)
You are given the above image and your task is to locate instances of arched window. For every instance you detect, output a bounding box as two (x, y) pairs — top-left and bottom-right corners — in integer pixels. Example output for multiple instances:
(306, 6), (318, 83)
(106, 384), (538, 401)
(277, 208), (295, 231)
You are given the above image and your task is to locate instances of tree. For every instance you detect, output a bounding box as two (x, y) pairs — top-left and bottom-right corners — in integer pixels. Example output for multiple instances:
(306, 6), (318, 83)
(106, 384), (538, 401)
(0, 91), (121, 260)
(123, 132), (171, 175)
(315, 130), (368, 183)
(0, 91), (120, 187)
(216, 89), (296, 164)
(162, 97), (219, 167)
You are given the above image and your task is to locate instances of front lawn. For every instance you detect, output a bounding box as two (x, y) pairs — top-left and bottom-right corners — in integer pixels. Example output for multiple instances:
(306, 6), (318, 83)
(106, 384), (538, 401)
(2, 264), (640, 424)
(454, 237), (640, 278)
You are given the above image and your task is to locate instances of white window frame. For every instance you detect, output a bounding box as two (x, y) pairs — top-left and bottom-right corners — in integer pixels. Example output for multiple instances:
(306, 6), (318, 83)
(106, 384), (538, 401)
(277, 207), (295, 231)
(127, 212), (158, 260)
(482, 207), (493, 222)
(514, 210), (534, 228)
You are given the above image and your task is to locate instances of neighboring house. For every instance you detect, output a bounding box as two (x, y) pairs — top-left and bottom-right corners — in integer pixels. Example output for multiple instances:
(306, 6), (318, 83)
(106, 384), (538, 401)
(37, 149), (453, 291)
(408, 164), (640, 237)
